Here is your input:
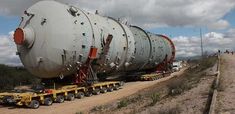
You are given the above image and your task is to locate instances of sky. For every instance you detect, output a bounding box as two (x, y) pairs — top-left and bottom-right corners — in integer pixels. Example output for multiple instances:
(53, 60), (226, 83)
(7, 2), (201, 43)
(0, 0), (235, 66)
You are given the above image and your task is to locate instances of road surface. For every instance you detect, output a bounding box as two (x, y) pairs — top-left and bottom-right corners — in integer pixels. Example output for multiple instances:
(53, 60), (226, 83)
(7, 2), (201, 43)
(216, 54), (235, 113)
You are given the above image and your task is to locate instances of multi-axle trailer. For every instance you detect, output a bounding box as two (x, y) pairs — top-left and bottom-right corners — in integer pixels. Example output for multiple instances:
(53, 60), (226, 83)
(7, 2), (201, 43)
(0, 81), (123, 109)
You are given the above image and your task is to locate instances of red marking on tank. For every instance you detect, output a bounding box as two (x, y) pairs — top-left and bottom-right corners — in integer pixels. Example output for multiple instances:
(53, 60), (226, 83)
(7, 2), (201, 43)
(88, 47), (98, 59)
(13, 28), (25, 45)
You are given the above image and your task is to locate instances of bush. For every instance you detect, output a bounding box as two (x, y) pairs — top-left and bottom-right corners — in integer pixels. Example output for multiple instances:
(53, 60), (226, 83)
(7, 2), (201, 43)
(150, 93), (160, 106)
(168, 79), (188, 96)
(117, 99), (128, 108)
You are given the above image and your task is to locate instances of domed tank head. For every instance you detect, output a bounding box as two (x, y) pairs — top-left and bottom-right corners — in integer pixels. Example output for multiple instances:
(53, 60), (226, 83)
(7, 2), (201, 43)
(13, 1), (88, 78)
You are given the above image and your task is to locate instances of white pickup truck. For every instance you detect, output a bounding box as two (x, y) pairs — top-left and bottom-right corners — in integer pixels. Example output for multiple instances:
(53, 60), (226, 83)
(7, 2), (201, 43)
(172, 61), (182, 72)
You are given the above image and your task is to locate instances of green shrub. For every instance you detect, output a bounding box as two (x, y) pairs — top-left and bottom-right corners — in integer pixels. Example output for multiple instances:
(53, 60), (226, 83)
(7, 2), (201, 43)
(150, 93), (160, 106)
(117, 99), (128, 108)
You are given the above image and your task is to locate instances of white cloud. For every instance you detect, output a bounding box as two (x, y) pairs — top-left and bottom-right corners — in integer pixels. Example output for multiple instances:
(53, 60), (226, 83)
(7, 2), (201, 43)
(208, 20), (230, 30)
(0, 31), (22, 66)
(0, 0), (235, 29)
(74, 0), (235, 29)
(226, 28), (235, 37)
(172, 31), (235, 57)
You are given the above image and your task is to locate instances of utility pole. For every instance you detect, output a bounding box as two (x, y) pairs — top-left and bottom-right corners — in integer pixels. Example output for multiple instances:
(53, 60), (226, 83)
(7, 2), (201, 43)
(200, 28), (204, 58)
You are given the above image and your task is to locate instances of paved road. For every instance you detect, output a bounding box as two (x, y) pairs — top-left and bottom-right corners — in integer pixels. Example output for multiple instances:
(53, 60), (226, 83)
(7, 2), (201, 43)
(216, 54), (235, 114)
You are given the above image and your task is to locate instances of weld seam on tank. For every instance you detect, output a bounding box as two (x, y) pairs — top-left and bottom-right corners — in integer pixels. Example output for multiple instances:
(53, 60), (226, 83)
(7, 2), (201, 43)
(108, 17), (129, 68)
(130, 26), (153, 70)
(73, 6), (96, 47)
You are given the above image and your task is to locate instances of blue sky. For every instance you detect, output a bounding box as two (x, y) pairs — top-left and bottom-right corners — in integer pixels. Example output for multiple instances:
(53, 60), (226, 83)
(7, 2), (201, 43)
(0, 0), (235, 65)
(223, 9), (235, 27)
(0, 16), (19, 35)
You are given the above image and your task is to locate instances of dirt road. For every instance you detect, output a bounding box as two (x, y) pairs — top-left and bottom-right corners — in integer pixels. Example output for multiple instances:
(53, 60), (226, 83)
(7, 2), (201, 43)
(0, 69), (186, 114)
(216, 54), (235, 113)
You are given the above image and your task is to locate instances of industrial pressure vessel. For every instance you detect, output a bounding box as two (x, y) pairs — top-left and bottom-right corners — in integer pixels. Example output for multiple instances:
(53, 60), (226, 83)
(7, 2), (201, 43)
(13, 1), (175, 79)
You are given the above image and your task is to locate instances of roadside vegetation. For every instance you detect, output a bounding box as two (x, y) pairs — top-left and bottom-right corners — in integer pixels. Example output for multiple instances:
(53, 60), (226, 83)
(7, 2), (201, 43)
(89, 56), (217, 114)
(0, 64), (40, 91)
(149, 92), (161, 106)
(168, 56), (217, 96)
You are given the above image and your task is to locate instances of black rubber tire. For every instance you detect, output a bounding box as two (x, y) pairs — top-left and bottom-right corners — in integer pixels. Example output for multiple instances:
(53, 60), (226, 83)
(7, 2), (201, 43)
(100, 87), (107, 93)
(56, 95), (65, 103)
(107, 87), (113, 92)
(75, 92), (85, 99)
(44, 97), (53, 106)
(92, 89), (100, 95)
(113, 86), (119, 90)
(29, 100), (40, 109)
(67, 93), (75, 101)
(85, 92), (93, 97)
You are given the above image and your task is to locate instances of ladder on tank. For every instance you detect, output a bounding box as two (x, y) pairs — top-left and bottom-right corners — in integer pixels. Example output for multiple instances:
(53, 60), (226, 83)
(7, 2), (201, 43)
(74, 34), (113, 85)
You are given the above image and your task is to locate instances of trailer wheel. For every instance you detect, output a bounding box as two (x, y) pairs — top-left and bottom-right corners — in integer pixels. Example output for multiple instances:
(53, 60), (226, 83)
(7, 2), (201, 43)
(75, 92), (84, 99)
(67, 93), (75, 101)
(100, 87), (107, 93)
(107, 87), (113, 92)
(29, 100), (40, 109)
(56, 95), (64, 103)
(85, 92), (92, 97)
(44, 97), (53, 106)
(113, 85), (119, 90)
(92, 89), (100, 95)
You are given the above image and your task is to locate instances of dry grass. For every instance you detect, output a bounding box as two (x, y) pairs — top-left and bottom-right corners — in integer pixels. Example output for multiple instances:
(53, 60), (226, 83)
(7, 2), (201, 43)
(168, 56), (217, 96)
(117, 99), (129, 108)
(156, 106), (181, 114)
(91, 105), (105, 112)
(75, 111), (84, 114)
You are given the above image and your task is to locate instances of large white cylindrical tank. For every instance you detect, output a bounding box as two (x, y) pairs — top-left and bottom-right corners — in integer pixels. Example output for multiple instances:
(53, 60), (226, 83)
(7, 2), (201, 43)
(13, 1), (175, 78)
